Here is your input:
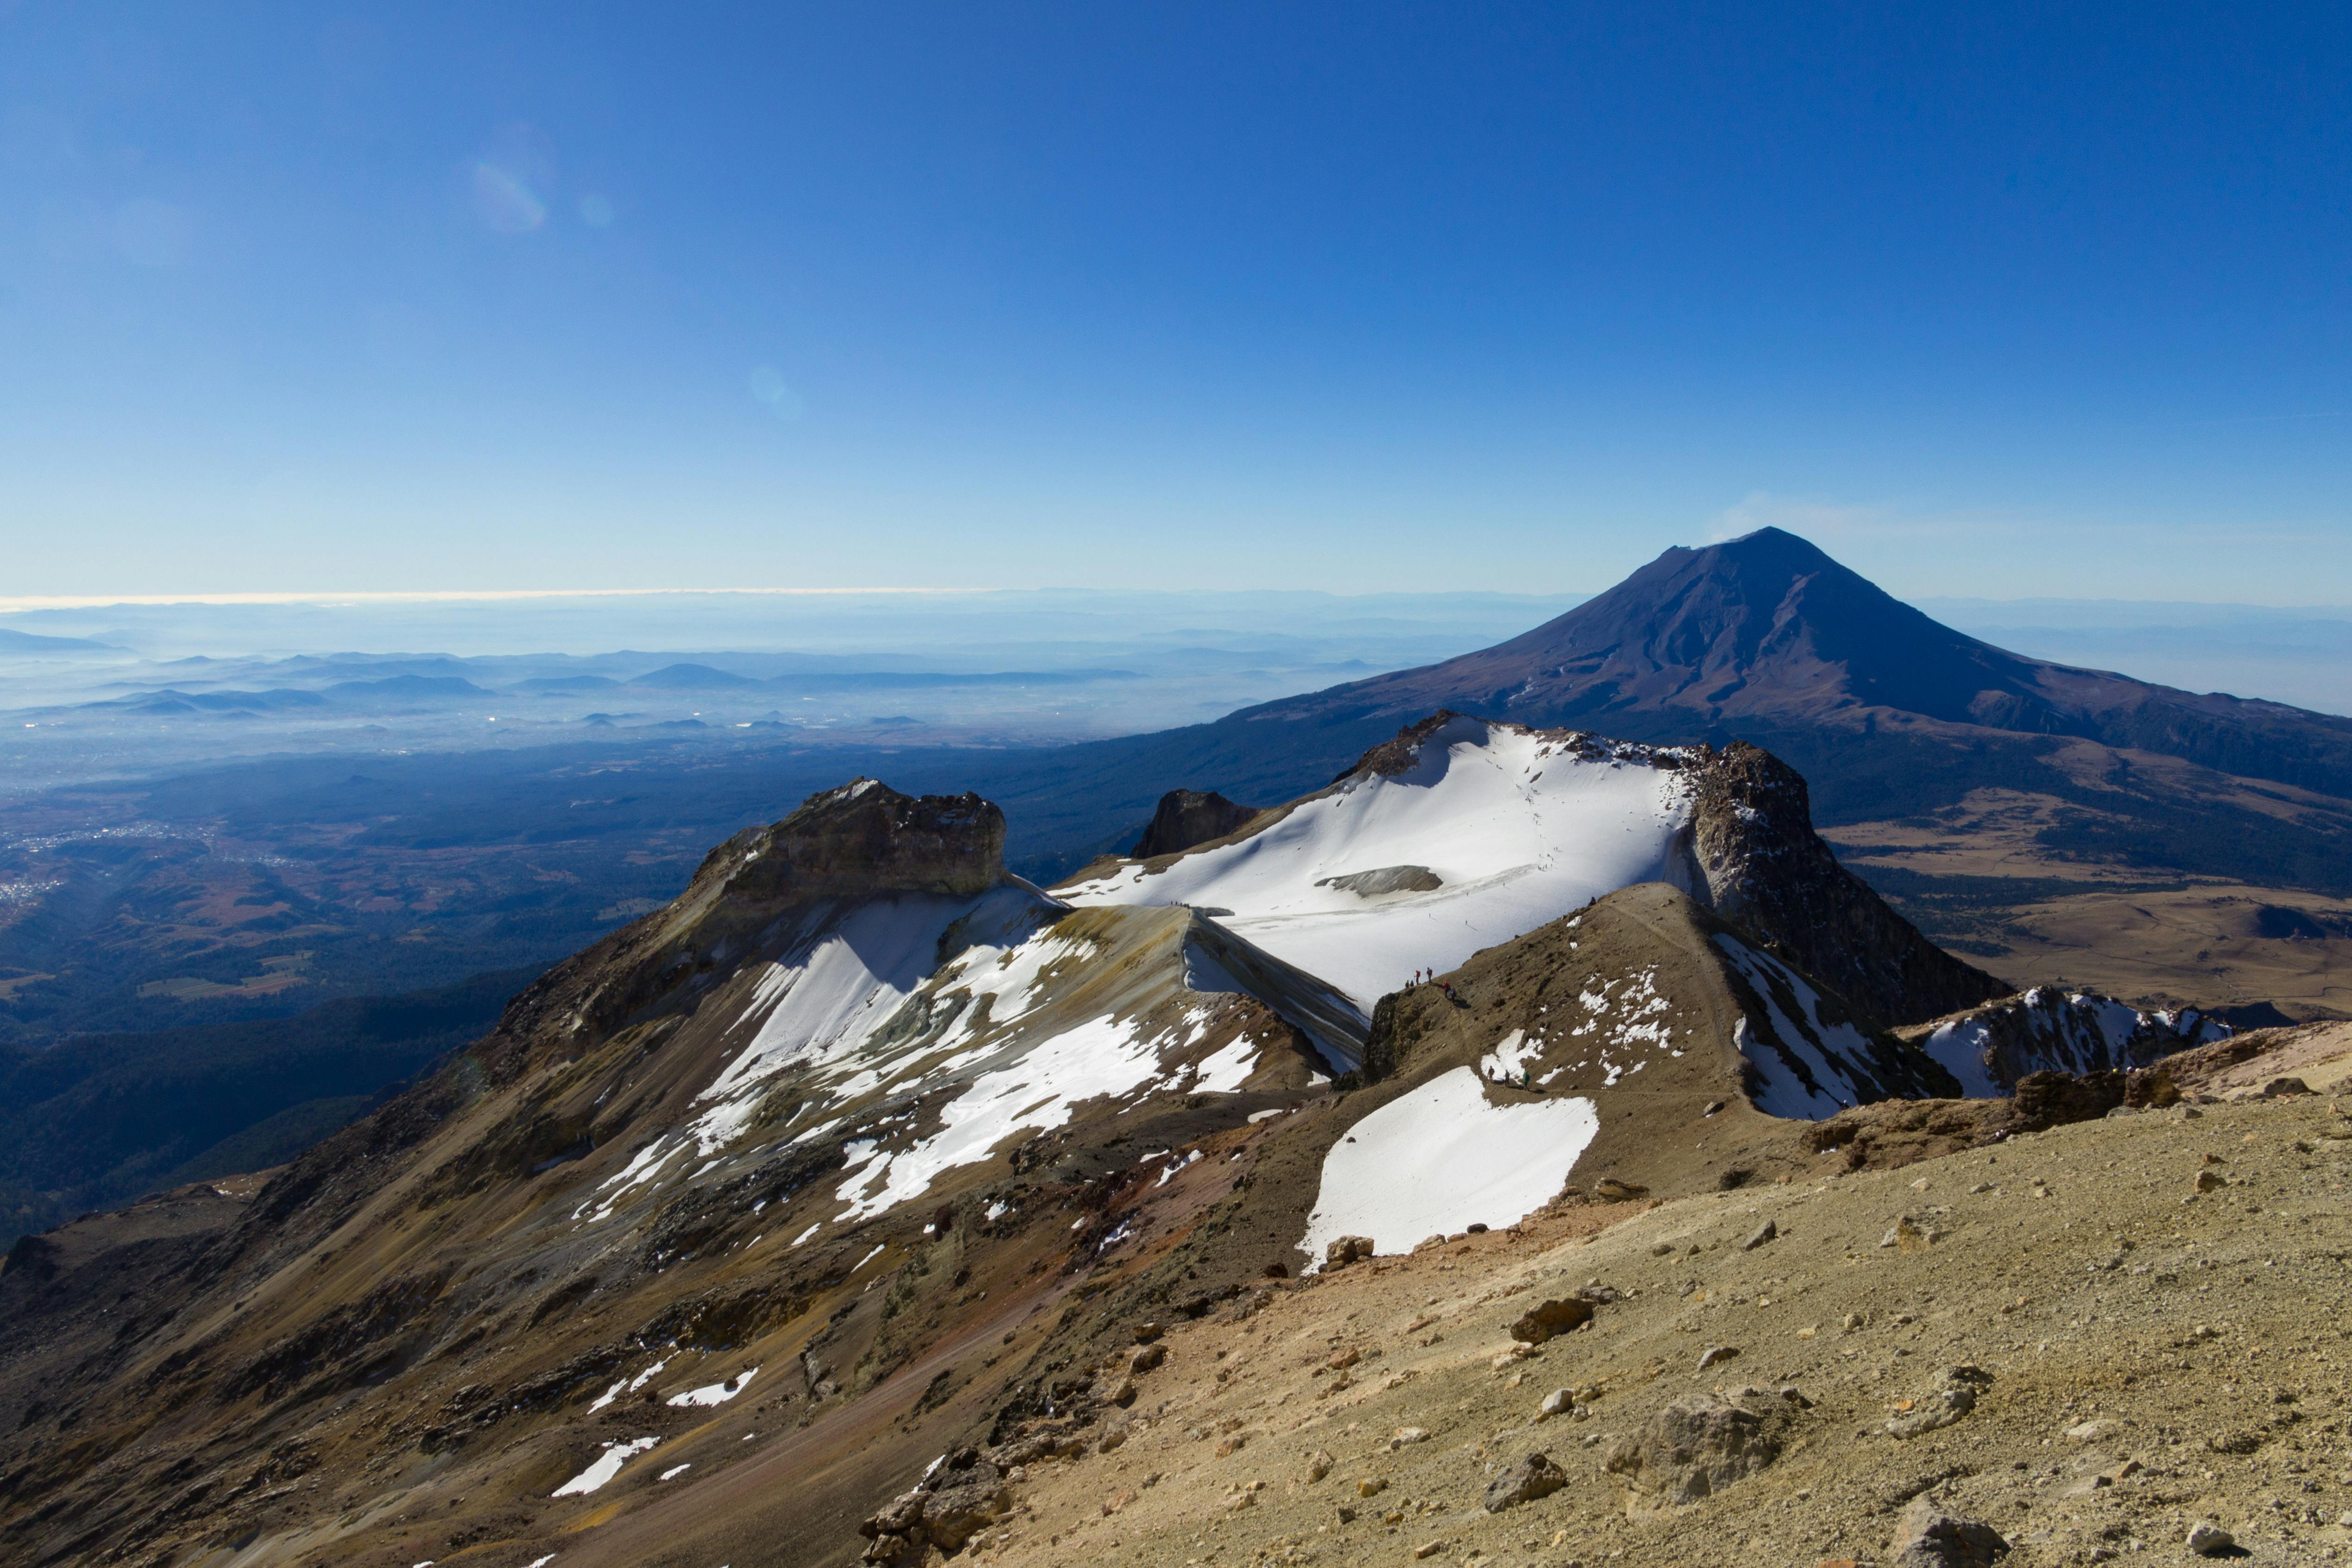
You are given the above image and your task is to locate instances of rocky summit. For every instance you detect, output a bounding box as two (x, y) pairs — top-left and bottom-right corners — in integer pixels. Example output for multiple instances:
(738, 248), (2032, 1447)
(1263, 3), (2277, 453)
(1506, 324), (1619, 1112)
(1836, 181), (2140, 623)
(3, 718), (2343, 1568)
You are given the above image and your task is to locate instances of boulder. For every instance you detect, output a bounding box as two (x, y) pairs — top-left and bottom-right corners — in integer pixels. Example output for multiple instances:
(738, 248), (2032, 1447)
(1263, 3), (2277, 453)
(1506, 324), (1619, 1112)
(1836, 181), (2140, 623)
(1324, 1236), (1377, 1269)
(2186, 1522), (2236, 1556)
(920, 1479), (1012, 1551)
(1483, 1451), (1567, 1512)
(1507, 1298), (1593, 1344)
(1602, 1390), (1789, 1507)
(1889, 1495), (2011, 1567)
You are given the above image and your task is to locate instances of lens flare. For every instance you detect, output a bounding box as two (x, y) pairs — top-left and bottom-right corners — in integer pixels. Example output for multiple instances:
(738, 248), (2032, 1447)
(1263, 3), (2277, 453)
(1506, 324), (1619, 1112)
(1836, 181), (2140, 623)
(747, 366), (805, 421)
(471, 163), (546, 233)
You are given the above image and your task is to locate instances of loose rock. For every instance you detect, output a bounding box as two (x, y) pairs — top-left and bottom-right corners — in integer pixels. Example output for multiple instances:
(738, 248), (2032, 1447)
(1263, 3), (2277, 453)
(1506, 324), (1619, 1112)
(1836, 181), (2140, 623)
(1740, 1219), (1777, 1251)
(2186, 1521), (2236, 1555)
(1324, 1235), (1376, 1269)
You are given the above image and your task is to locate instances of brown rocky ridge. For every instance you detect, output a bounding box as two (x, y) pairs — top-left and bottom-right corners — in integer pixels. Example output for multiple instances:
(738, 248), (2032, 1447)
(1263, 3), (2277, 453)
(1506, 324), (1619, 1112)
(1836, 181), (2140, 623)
(0, 724), (2278, 1568)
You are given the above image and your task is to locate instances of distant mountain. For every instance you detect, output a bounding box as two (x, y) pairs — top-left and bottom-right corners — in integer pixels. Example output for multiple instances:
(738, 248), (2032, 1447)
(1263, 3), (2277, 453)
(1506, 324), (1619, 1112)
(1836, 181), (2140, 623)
(0, 627), (119, 655)
(973, 530), (2352, 896)
(1248, 527), (2352, 801)
(322, 674), (494, 701)
(628, 662), (765, 689)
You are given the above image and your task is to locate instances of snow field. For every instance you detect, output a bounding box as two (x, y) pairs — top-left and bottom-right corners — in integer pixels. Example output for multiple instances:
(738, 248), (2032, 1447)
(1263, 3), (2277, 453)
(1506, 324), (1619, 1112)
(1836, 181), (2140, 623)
(1061, 718), (1697, 1009)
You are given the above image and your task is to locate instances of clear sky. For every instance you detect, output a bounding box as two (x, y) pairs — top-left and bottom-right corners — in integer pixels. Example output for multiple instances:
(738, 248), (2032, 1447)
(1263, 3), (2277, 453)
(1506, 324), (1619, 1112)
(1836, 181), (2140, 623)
(5, 3), (2349, 601)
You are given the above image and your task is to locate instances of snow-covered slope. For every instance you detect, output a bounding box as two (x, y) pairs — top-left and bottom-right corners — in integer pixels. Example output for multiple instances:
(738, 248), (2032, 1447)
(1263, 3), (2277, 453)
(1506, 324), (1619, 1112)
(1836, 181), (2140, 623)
(582, 893), (1351, 1256)
(1059, 716), (1699, 1011)
(1714, 934), (1899, 1116)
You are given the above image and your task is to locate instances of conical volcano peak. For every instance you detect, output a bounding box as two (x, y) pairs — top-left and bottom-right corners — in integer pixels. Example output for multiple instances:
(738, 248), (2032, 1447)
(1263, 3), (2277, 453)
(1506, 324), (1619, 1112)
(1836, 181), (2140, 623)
(1238, 528), (2044, 733)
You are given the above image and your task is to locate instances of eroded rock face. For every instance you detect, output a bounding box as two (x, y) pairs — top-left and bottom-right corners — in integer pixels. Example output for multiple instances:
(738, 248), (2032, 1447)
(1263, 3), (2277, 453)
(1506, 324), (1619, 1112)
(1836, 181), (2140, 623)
(1603, 1389), (1795, 1507)
(727, 778), (1007, 907)
(858, 1449), (1016, 1560)
(1316, 865), (1444, 897)
(1133, 790), (1259, 858)
(1685, 742), (2003, 1031)
(1907, 988), (2230, 1097)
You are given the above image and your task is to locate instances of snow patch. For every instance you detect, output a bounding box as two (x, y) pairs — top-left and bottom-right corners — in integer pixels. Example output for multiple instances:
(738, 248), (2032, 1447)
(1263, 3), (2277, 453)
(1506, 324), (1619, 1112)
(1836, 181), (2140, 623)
(668, 1367), (757, 1408)
(831, 1013), (1172, 1221)
(552, 1436), (659, 1497)
(1299, 1067), (1599, 1266)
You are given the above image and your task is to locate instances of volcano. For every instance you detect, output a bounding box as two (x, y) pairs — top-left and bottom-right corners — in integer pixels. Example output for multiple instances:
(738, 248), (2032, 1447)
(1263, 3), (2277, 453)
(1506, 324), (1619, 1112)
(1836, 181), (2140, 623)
(979, 529), (2352, 903)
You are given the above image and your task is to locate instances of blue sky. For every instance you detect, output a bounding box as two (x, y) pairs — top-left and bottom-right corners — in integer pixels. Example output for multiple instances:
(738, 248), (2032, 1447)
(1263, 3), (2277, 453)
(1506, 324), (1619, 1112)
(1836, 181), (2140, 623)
(5, 3), (2349, 601)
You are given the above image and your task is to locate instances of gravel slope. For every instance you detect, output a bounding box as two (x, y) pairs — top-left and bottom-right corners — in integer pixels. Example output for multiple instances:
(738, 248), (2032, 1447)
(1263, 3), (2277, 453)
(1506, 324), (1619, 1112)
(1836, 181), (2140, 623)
(965, 1089), (2352, 1568)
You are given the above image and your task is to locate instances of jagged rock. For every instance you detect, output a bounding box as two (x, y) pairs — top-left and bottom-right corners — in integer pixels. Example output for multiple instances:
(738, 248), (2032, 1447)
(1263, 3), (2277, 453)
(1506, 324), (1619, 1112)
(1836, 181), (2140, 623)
(1889, 1494), (2011, 1566)
(1683, 740), (2003, 1031)
(1539, 1388), (1574, 1417)
(2013, 1069), (2127, 1126)
(1483, 1451), (1567, 1511)
(1910, 990), (2229, 1099)
(1316, 865), (1444, 897)
(1324, 1236), (1376, 1269)
(1133, 790), (1260, 858)
(1593, 1178), (1646, 1202)
(1740, 1219), (1777, 1250)
(1131, 1342), (1166, 1373)
(1603, 1390), (1790, 1506)
(919, 1478), (1013, 1550)
(1508, 1298), (1593, 1344)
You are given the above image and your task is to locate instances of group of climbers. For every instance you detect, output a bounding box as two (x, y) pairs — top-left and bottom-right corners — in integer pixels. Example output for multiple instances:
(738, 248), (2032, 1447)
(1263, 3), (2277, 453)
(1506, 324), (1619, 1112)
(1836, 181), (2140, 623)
(1409, 968), (1536, 1090)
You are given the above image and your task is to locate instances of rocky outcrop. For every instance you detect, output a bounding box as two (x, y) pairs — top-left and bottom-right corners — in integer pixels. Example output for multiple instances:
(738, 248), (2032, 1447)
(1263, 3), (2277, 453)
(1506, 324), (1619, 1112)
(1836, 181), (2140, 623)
(1132, 789), (1260, 858)
(1904, 987), (2230, 1097)
(481, 778), (1007, 1077)
(1684, 741), (2003, 1029)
